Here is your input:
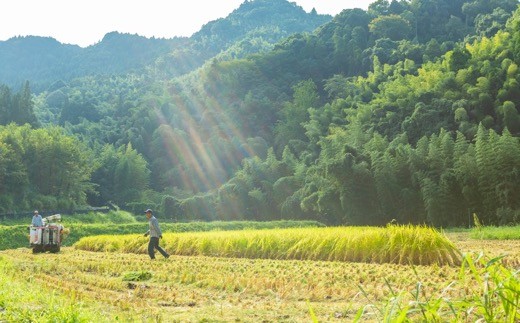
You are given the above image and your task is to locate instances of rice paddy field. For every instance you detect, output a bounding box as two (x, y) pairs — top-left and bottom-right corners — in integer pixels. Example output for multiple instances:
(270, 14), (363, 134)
(0, 224), (519, 322)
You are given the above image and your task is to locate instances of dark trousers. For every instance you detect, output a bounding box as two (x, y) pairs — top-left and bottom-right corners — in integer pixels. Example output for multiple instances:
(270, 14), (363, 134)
(148, 237), (169, 259)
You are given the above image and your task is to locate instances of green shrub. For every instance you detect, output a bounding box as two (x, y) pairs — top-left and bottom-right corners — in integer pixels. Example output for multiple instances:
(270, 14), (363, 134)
(122, 271), (152, 282)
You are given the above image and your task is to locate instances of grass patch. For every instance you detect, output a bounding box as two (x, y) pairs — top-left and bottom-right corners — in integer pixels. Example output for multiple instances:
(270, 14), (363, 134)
(60, 210), (139, 224)
(75, 225), (461, 266)
(470, 225), (520, 240)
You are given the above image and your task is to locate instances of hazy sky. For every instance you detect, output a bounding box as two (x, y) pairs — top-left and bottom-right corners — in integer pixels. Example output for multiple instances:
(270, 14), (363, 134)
(0, 0), (374, 47)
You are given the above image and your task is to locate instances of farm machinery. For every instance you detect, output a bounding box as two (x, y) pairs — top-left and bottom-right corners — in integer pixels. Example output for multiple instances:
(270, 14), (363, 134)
(29, 214), (66, 253)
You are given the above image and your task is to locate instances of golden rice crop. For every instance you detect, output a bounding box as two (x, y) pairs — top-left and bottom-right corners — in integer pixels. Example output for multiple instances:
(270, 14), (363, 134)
(0, 247), (462, 322)
(1, 235), (518, 322)
(74, 225), (461, 266)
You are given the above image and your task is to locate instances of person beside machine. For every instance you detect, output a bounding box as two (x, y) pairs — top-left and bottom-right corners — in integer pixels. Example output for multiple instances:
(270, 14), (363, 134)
(31, 210), (43, 227)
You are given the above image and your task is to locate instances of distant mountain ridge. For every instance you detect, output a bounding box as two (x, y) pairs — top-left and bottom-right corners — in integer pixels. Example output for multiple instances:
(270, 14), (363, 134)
(0, 0), (331, 92)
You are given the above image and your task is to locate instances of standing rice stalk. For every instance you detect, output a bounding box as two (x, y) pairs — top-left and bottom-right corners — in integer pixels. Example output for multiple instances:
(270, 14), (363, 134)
(75, 225), (461, 266)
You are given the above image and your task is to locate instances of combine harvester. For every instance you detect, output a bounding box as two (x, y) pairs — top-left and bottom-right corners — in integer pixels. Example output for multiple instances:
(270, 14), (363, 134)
(29, 214), (66, 253)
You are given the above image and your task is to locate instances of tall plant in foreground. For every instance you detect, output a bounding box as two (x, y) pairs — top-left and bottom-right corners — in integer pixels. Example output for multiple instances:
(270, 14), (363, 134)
(354, 253), (519, 322)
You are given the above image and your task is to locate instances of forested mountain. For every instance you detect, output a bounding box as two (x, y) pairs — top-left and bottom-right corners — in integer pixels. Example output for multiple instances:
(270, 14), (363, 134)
(1, 0), (519, 228)
(0, 0), (330, 91)
(0, 37), (81, 92)
(0, 34), (187, 92)
(152, 0), (332, 78)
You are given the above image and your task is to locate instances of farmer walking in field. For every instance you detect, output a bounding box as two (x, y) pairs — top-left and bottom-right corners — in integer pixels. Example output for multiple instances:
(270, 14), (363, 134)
(143, 209), (170, 259)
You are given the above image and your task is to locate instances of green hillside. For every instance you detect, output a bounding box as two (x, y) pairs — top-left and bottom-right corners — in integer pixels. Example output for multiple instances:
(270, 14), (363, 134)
(0, 0), (519, 227)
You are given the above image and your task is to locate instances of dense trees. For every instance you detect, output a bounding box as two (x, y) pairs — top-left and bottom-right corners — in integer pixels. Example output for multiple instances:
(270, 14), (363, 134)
(0, 82), (39, 127)
(274, 80), (320, 152)
(0, 35), (187, 91)
(206, 124), (519, 226)
(0, 124), (94, 212)
(88, 144), (150, 208)
(1, 0), (519, 226)
(185, 3), (520, 226)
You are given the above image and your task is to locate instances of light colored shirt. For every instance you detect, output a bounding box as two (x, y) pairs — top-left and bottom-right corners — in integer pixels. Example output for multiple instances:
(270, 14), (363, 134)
(146, 216), (162, 238)
(32, 214), (43, 227)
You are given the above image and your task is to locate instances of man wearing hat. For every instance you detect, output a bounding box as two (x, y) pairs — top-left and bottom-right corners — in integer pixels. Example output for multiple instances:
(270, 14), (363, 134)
(32, 210), (43, 227)
(143, 209), (169, 259)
